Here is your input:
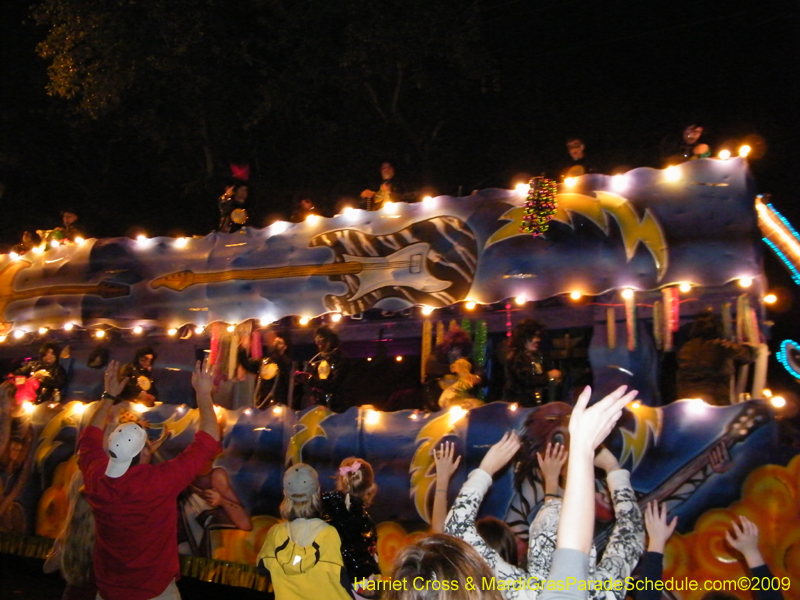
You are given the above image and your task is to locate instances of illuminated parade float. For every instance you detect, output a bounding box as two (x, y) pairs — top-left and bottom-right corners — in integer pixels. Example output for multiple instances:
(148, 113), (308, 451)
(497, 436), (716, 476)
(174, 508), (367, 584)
(1, 158), (798, 597)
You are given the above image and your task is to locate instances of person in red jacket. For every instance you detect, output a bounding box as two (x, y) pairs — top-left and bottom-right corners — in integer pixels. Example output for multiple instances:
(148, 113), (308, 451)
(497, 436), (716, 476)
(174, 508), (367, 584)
(78, 360), (222, 600)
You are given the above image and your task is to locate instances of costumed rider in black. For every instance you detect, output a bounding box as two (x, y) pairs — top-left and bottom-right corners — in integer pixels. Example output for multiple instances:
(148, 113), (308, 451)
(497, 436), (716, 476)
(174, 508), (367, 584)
(301, 326), (351, 413)
(360, 161), (412, 211)
(118, 346), (158, 406)
(238, 332), (293, 409)
(661, 123), (712, 165)
(217, 163), (250, 233)
(503, 318), (562, 406)
(14, 342), (67, 404)
(559, 136), (597, 181)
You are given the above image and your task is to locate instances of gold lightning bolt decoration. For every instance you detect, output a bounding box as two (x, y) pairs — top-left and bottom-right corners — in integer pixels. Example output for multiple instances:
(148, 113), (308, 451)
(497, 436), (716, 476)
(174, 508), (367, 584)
(146, 405), (198, 439)
(618, 403), (662, 470)
(485, 192), (669, 281)
(285, 406), (332, 466)
(409, 411), (461, 523)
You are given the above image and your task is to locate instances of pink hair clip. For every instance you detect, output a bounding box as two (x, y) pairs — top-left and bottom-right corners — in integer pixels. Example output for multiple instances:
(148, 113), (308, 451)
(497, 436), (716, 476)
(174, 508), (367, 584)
(338, 461), (361, 476)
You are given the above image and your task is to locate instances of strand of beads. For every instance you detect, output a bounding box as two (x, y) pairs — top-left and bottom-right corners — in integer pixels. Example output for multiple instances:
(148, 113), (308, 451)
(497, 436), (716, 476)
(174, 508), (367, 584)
(520, 176), (558, 237)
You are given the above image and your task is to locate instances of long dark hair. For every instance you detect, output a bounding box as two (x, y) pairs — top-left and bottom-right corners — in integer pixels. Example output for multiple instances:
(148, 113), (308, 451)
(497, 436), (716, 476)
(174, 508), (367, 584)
(314, 326), (340, 350)
(476, 517), (519, 566)
(39, 342), (61, 360)
(508, 319), (544, 358)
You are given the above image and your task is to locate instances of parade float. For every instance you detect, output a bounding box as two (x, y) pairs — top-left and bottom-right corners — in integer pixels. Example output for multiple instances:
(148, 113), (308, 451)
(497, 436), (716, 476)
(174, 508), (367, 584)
(0, 157), (797, 599)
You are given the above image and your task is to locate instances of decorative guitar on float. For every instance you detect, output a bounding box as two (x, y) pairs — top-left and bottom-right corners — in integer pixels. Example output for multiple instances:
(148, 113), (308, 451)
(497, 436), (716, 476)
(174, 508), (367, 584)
(0, 260), (130, 334)
(634, 402), (770, 506)
(592, 402), (770, 555)
(150, 216), (479, 315)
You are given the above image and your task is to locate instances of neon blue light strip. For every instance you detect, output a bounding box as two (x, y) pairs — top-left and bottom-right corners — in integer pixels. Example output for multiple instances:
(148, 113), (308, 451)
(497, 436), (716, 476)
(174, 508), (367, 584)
(777, 339), (800, 379)
(767, 203), (800, 240)
(762, 238), (800, 286)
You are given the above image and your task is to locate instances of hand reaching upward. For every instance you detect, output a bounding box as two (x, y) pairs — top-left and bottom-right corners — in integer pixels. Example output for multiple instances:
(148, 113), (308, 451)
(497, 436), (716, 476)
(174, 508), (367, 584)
(479, 431), (521, 477)
(569, 385), (638, 457)
(644, 501), (677, 553)
(104, 360), (127, 398)
(537, 442), (567, 496)
(433, 441), (461, 483)
(726, 516), (765, 568)
(192, 358), (214, 398)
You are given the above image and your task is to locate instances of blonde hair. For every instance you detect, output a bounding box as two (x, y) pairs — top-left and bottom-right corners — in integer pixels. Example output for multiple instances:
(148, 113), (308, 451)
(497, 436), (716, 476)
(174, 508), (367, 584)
(279, 492), (323, 520)
(385, 534), (502, 600)
(336, 457), (378, 506)
(60, 472), (95, 586)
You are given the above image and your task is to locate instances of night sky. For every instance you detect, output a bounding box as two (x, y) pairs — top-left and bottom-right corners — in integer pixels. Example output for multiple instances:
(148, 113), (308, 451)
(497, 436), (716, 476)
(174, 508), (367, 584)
(2, 0), (800, 390)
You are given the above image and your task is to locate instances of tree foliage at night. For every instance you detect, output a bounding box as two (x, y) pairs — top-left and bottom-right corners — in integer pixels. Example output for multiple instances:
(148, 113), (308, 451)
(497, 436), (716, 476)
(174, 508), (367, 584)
(33, 0), (492, 195)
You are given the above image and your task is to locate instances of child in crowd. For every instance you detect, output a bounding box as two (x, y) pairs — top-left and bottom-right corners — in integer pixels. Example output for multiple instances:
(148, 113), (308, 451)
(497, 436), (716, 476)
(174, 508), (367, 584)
(322, 457), (381, 598)
(257, 464), (352, 600)
(43, 471), (98, 600)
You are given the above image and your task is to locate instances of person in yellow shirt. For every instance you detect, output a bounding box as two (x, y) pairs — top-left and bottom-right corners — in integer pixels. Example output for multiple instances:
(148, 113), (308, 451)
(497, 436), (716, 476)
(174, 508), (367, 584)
(257, 464), (353, 600)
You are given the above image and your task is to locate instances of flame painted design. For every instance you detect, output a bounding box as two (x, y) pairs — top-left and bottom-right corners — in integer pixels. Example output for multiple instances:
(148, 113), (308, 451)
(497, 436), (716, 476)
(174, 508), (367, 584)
(662, 455), (800, 600)
(285, 406), (331, 466)
(618, 403), (662, 470)
(409, 411), (459, 523)
(486, 191), (669, 280)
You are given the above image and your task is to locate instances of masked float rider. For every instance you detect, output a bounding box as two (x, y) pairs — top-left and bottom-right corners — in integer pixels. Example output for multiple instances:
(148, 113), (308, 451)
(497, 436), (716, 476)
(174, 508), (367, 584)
(302, 326), (351, 413)
(218, 183), (249, 233)
(118, 347), (158, 406)
(14, 342), (68, 404)
(360, 161), (410, 211)
(503, 318), (562, 407)
(238, 335), (293, 408)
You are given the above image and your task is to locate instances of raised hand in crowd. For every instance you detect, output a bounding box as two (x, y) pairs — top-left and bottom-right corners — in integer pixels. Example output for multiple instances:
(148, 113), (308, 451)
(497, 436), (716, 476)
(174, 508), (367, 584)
(558, 385), (637, 554)
(431, 440), (461, 533)
(193, 359), (221, 441)
(89, 360), (129, 429)
(644, 501), (678, 554)
(104, 360), (128, 399)
(726, 515), (765, 568)
(478, 431), (521, 477)
(537, 442), (567, 498)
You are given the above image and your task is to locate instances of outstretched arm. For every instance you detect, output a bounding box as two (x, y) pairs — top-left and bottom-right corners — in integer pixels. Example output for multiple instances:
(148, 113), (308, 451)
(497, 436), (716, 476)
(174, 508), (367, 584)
(539, 386), (637, 600)
(645, 501), (677, 554)
(524, 443), (568, 579)
(558, 385), (637, 553)
(444, 432), (526, 583)
(431, 441), (460, 533)
(89, 361), (128, 430)
(630, 501), (678, 600)
(592, 448), (645, 596)
(193, 359), (220, 441)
